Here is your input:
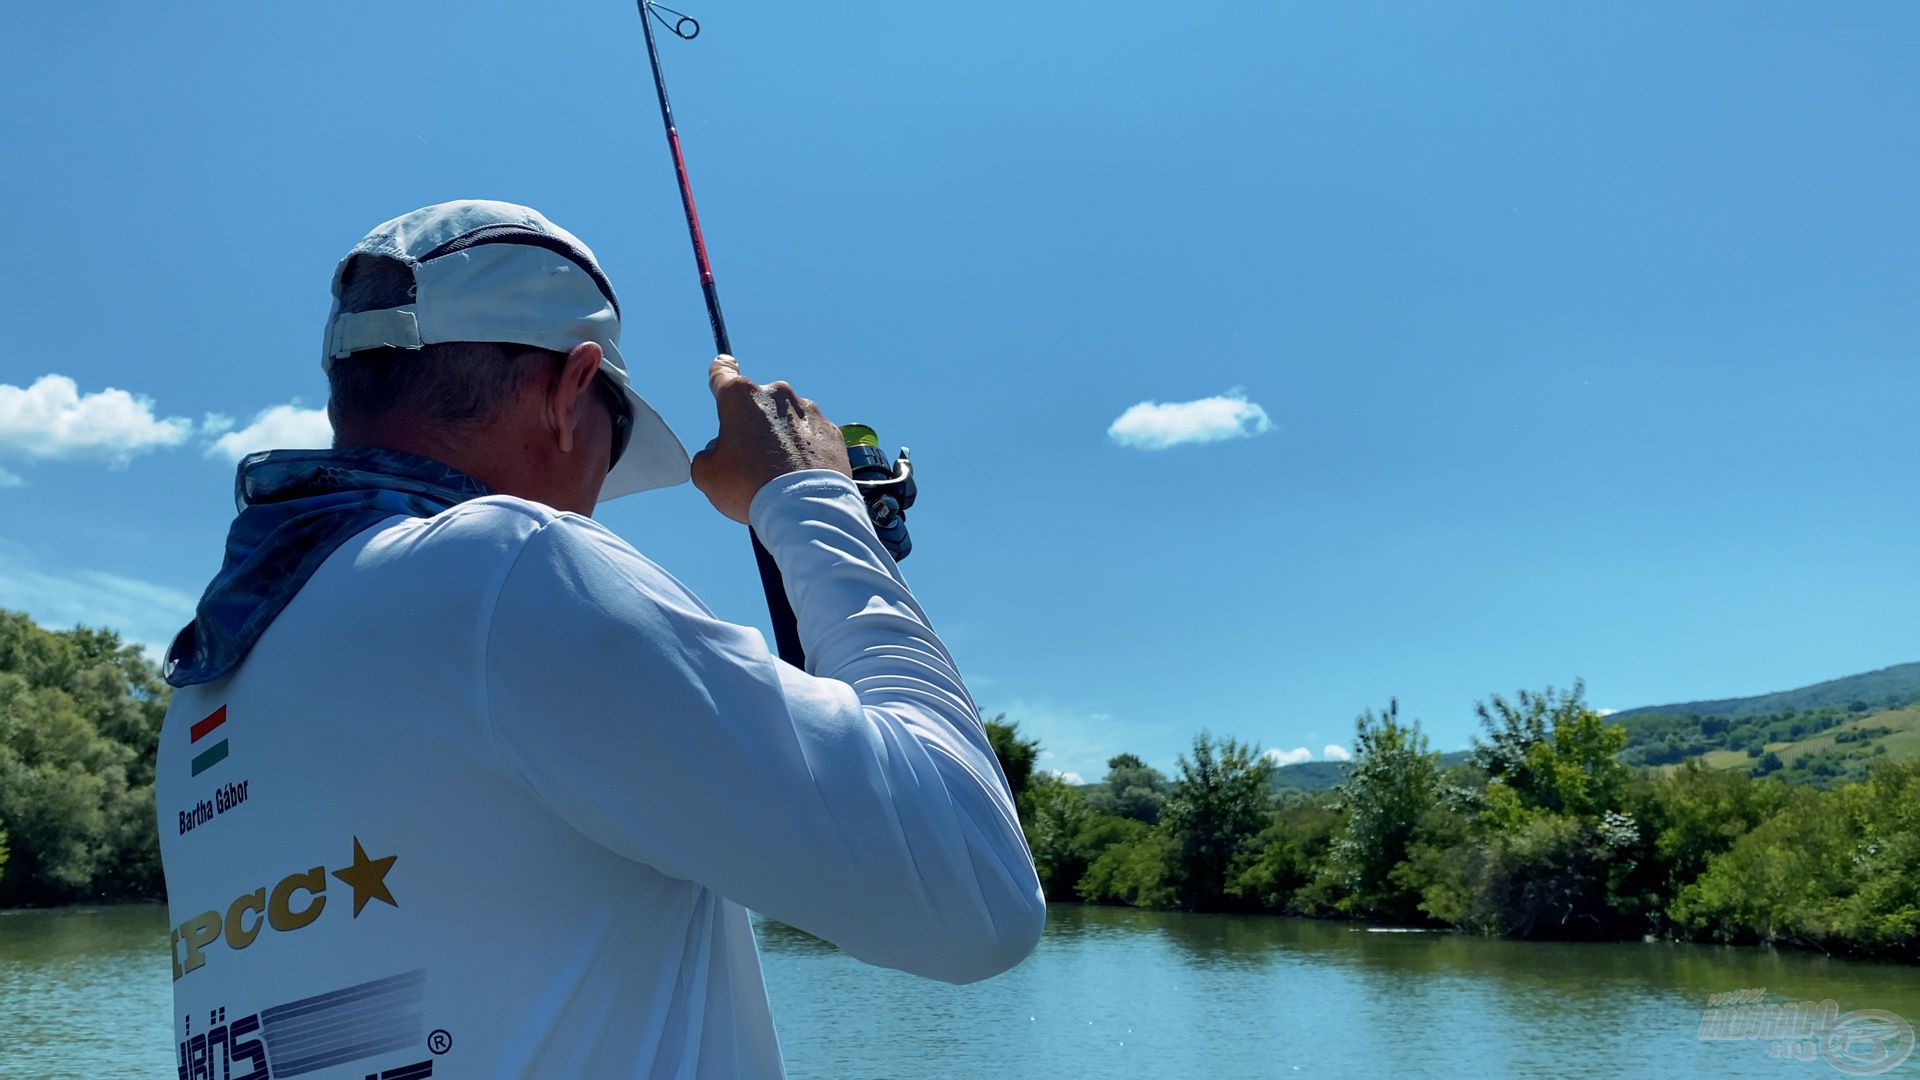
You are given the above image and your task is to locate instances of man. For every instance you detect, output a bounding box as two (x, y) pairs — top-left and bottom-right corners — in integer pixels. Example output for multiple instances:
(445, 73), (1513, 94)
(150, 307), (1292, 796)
(155, 200), (1044, 1079)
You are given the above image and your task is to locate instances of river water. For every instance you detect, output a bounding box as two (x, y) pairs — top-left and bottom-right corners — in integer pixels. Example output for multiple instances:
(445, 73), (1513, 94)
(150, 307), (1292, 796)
(3, 903), (1916, 1078)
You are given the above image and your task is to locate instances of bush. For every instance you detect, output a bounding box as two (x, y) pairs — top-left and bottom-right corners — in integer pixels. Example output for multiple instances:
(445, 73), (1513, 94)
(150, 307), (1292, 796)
(1672, 788), (1859, 948)
(1021, 773), (1094, 898)
(1159, 733), (1275, 911)
(1636, 762), (1788, 898)
(0, 611), (169, 905)
(984, 716), (1039, 817)
(1472, 682), (1627, 822)
(1085, 753), (1168, 825)
(1079, 827), (1176, 908)
(1469, 814), (1605, 937)
(1230, 801), (1343, 913)
(1326, 700), (1437, 920)
(1673, 762), (1920, 959)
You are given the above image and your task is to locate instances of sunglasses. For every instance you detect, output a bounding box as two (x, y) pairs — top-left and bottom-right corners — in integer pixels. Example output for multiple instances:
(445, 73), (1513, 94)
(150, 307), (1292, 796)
(595, 372), (634, 473)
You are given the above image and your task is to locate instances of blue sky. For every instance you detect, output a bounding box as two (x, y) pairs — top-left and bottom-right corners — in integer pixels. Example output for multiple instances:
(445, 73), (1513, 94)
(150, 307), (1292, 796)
(3, 2), (1916, 782)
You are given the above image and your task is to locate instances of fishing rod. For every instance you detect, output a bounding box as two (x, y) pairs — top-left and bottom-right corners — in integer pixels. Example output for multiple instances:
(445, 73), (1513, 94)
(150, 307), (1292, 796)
(635, 1), (916, 668)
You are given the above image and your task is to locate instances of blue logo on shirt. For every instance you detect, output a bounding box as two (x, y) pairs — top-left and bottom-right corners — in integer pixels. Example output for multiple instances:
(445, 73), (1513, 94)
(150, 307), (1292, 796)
(175, 969), (435, 1079)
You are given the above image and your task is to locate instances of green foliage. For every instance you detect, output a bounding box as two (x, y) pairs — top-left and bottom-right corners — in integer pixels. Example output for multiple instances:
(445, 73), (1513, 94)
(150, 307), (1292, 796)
(1019, 762), (1172, 905)
(1230, 800), (1343, 913)
(1159, 733), (1275, 911)
(1672, 761), (1920, 959)
(1472, 682), (1627, 822)
(988, 677), (1920, 961)
(1077, 825), (1175, 908)
(1634, 761), (1790, 893)
(1838, 762), (1920, 950)
(1386, 684), (1646, 937)
(0, 609), (169, 906)
(1019, 772), (1086, 895)
(1671, 786), (1862, 947)
(1393, 804), (1473, 925)
(984, 715), (1039, 816)
(1085, 753), (1168, 825)
(1463, 813), (1640, 938)
(1327, 699), (1437, 920)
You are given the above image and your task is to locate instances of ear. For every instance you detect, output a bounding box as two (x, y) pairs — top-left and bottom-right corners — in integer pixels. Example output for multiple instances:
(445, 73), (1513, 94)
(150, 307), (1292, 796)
(546, 342), (604, 455)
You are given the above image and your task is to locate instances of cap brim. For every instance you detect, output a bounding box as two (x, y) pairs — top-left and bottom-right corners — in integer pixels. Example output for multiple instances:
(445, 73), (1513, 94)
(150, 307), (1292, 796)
(598, 342), (690, 500)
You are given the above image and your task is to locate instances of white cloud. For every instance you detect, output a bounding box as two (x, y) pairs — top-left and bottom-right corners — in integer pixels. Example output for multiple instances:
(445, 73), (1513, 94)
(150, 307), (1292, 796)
(1323, 743), (1353, 762)
(205, 403), (334, 461)
(1107, 389), (1273, 450)
(1264, 746), (1312, 767)
(0, 377), (348, 484)
(0, 374), (193, 465)
(0, 540), (198, 662)
(1049, 769), (1085, 785)
(1597, 708), (1617, 717)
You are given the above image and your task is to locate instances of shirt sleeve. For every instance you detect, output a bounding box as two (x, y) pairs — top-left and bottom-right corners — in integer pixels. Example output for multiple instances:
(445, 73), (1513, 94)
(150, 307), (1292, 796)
(483, 471), (1045, 984)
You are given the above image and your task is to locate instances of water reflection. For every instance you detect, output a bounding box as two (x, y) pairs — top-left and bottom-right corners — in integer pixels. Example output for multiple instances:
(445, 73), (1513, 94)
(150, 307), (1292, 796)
(0, 905), (174, 1076)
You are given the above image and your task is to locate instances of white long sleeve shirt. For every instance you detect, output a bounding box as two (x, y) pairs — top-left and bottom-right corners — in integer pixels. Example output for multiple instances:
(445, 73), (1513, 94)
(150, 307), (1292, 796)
(156, 470), (1044, 1079)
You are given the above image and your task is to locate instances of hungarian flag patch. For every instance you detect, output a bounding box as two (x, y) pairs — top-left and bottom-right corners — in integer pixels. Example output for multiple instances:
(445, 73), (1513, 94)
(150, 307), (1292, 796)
(189, 705), (230, 776)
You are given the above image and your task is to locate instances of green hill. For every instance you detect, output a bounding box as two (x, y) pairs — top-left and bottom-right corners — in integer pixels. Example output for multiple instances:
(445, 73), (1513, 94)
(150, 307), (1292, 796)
(1612, 662), (1920, 787)
(1609, 661), (1920, 722)
(1267, 760), (1353, 792)
(1694, 705), (1920, 770)
(1083, 666), (1920, 797)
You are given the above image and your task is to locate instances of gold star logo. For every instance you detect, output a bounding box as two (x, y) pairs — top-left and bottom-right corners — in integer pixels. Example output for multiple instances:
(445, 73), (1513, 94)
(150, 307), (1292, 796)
(332, 837), (398, 917)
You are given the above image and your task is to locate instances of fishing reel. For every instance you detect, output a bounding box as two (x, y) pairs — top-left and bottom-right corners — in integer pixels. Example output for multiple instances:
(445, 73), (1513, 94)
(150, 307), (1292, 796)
(841, 424), (915, 562)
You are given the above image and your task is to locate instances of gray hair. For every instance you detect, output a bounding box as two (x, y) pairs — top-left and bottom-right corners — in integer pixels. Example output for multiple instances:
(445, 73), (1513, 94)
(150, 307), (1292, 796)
(325, 254), (562, 437)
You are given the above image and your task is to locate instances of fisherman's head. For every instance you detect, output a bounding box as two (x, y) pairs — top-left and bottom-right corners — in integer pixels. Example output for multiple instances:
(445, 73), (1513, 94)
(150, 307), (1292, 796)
(320, 200), (688, 514)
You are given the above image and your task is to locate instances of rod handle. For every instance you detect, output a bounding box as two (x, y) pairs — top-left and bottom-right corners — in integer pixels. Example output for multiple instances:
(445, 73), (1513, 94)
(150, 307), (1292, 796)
(751, 529), (805, 666)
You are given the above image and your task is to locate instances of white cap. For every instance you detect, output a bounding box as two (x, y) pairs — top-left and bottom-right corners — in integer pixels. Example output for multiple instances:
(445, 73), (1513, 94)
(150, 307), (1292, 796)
(321, 199), (690, 499)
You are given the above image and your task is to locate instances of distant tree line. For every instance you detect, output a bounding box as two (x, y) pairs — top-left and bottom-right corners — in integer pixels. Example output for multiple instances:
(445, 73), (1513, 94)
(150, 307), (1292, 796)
(989, 683), (1920, 963)
(0, 610), (166, 906)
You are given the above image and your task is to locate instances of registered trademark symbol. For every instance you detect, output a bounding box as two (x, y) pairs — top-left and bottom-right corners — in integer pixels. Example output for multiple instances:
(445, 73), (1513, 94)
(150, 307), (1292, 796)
(428, 1029), (453, 1055)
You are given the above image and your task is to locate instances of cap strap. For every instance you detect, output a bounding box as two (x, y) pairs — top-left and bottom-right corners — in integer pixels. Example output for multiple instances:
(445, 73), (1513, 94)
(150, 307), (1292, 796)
(327, 308), (422, 359)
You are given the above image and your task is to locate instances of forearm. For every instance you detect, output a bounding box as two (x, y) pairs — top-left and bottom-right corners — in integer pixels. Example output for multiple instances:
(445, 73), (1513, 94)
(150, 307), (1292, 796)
(748, 471), (1042, 980)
